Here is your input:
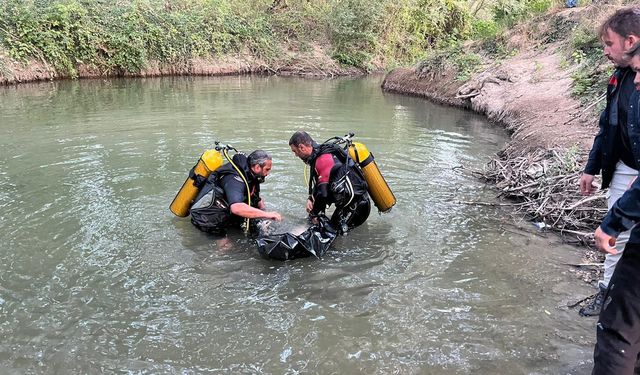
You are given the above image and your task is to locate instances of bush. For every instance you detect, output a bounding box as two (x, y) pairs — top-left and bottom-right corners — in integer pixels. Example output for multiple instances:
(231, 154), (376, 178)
(566, 21), (609, 104)
(417, 41), (484, 81)
(541, 14), (578, 44)
(454, 51), (483, 81)
(327, 0), (381, 68)
(492, 0), (554, 26)
(0, 0), (101, 76)
(0, 0), (570, 76)
(472, 19), (499, 40)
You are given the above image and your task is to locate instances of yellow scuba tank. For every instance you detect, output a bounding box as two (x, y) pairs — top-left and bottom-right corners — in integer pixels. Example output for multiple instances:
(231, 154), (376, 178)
(170, 149), (224, 217)
(348, 142), (396, 212)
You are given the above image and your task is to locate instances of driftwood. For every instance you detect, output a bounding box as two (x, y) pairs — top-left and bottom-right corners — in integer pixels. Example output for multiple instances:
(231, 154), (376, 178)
(454, 200), (522, 207)
(455, 72), (502, 99)
(477, 148), (607, 244)
(562, 262), (604, 267)
(567, 292), (598, 309)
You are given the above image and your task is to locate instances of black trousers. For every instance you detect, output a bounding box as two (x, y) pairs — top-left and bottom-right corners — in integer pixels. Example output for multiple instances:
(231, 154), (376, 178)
(593, 242), (640, 375)
(331, 195), (371, 234)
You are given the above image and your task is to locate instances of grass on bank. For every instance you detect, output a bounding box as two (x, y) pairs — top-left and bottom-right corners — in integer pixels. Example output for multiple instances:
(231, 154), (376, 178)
(1, 0), (582, 79)
(0, 0), (479, 77)
(416, 0), (640, 110)
(1, 0), (638, 89)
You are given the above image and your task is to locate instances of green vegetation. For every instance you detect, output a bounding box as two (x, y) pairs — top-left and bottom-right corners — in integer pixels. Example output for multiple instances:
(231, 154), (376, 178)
(0, 0), (286, 76)
(0, 0), (468, 76)
(0, 0), (556, 78)
(565, 21), (611, 106)
(0, 0), (620, 82)
(414, 0), (617, 104)
(415, 0), (561, 82)
(416, 41), (483, 81)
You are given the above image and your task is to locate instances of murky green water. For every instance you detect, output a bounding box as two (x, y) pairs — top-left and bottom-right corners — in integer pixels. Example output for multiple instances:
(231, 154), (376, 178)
(0, 76), (595, 373)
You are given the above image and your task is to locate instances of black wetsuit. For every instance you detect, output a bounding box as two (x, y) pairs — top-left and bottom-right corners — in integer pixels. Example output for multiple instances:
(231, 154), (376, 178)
(307, 143), (370, 233)
(190, 154), (261, 234)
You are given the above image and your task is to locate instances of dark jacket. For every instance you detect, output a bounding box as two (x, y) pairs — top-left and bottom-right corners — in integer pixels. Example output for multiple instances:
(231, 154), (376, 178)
(584, 68), (635, 188)
(600, 83), (640, 243)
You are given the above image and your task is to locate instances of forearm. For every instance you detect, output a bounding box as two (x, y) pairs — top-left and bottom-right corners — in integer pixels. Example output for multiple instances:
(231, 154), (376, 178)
(311, 183), (329, 215)
(230, 203), (270, 219)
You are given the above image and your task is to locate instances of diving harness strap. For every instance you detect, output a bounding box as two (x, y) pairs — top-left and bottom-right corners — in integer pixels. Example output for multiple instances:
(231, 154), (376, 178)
(303, 133), (359, 232)
(215, 142), (252, 234)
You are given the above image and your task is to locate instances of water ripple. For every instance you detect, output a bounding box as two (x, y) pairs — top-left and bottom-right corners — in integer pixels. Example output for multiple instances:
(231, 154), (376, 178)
(0, 76), (593, 374)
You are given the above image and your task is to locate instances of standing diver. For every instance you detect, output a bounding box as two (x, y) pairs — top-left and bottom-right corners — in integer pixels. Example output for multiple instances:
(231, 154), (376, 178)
(289, 131), (370, 234)
(190, 150), (282, 234)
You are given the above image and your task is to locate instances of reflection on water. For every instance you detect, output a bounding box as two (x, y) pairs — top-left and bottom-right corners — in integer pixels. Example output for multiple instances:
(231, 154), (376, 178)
(0, 76), (593, 373)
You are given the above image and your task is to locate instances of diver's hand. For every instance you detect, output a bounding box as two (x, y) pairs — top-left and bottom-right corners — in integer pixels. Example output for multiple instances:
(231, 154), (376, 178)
(266, 212), (282, 221)
(594, 226), (617, 254)
(579, 173), (596, 196)
(306, 198), (313, 213)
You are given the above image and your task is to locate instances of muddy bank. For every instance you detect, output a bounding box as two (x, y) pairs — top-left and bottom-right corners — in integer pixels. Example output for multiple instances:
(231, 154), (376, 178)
(382, 41), (608, 288)
(383, 46), (596, 155)
(0, 48), (365, 85)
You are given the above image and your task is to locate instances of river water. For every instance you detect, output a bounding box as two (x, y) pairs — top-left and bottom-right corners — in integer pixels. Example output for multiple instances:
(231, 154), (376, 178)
(0, 76), (595, 374)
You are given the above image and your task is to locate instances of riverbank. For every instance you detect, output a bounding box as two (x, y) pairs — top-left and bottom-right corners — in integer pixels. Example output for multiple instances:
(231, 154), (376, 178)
(1, 0), (477, 85)
(383, 6), (614, 292)
(0, 45), (365, 85)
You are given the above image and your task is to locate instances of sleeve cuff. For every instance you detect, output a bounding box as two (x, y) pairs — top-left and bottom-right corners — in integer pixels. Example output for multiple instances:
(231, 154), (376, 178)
(600, 215), (623, 239)
(583, 166), (599, 176)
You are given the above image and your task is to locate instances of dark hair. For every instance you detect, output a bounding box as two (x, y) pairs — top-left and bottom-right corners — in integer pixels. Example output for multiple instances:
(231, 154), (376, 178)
(288, 131), (314, 147)
(600, 7), (640, 39)
(247, 150), (272, 167)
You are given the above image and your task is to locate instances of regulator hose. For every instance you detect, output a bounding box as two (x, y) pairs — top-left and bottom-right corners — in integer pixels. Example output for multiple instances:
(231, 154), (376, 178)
(221, 146), (252, 234)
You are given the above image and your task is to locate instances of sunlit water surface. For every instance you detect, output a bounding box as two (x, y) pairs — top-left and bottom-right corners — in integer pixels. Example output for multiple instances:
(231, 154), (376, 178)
(0, 76), (594, 373)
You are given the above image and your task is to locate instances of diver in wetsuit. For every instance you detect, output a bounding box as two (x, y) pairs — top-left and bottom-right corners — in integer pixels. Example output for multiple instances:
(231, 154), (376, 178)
(190, 150), (281, 234)
(289, 131), (370, 234)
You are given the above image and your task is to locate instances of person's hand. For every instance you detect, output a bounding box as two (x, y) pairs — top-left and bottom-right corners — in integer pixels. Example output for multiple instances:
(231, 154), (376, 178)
(267, 212), (282, 221)
(594, 226), (617, 254)
(306, 198), (313, 213)
(579, 173), (596, 195)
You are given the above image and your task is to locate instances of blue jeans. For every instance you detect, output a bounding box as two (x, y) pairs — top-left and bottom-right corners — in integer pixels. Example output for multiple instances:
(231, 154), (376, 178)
(566, 0), (577, 6)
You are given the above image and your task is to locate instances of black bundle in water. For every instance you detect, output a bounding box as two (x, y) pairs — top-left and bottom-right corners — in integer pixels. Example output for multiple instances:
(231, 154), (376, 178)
(255, 216), (337, 261)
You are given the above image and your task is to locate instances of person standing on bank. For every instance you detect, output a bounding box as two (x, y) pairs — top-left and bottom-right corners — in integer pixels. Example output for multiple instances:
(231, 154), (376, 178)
(590, 9), (640, 375)
(190, 150), (282, 234)
(289, 131), (370, 234)
(631, 43), (640, 90)
(578, 7), (640, 317)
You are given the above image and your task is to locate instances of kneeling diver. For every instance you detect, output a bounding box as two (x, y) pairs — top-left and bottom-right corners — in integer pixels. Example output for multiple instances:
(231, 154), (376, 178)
(190, 150), (282, 234)
(289, 131), (370, 233)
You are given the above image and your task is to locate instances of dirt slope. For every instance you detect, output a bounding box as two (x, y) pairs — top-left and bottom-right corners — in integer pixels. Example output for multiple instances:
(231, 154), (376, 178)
(383, 42), (597, 157)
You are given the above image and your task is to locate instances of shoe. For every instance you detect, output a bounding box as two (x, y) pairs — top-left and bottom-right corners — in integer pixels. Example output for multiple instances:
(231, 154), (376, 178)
(579, 286), (606, 317)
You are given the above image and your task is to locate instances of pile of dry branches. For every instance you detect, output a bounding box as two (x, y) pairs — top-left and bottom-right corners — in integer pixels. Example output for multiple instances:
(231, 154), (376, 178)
(479, 147), (607, 242)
